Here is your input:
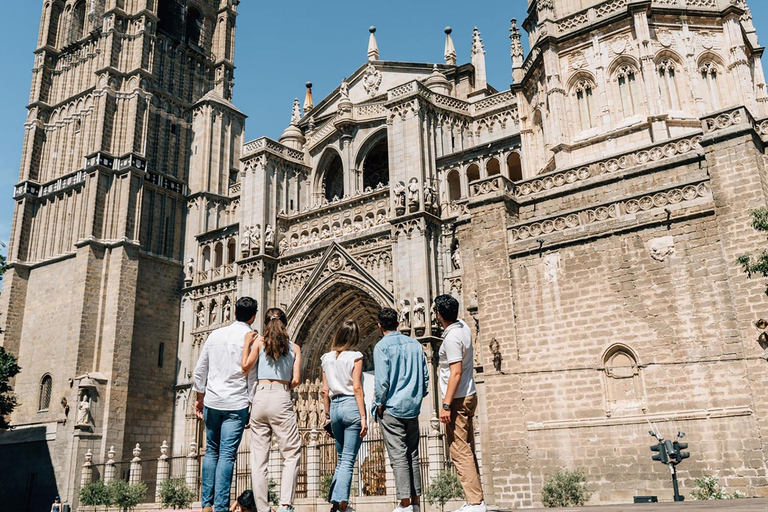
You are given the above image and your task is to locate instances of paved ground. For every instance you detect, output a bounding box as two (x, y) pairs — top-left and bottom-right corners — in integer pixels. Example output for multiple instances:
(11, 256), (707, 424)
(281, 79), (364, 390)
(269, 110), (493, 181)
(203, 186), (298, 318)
(525, 497), (768, 511)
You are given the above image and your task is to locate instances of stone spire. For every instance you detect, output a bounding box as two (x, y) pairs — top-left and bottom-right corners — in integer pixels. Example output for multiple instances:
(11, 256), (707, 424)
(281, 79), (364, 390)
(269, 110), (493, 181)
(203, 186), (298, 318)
(368, 26), (379, 61)
(303, 81), (314, 114)
(444, 27), (457, 66)
(280, 98), (305, 150)
(291, 98), (301, 125)
(425, 64), (452, 95)
(510, 19), (525, 83)
(471, 27), (487, 91)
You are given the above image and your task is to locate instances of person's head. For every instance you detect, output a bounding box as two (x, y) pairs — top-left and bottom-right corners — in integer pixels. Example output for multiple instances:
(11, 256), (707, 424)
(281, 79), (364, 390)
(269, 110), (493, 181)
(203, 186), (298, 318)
(378, 307), (398, 333)
(54, 497), (60, 503)
(331, 320), (360, 352)
(237, 490), (256, 512)
(433, 294), (460, 326)
(263, 308), (290, 361)
(235, 297), (259, 324)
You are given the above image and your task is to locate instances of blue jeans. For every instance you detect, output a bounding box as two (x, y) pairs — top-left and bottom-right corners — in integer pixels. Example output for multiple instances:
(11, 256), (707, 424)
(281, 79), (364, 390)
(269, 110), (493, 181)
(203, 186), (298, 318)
(329, 395), (363, 504)
(202, 406), (248, 511)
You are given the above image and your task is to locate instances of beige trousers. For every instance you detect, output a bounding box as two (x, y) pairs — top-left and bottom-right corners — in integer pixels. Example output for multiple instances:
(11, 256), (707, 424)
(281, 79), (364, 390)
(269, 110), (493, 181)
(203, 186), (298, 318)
(445, 394), (484, 505)
(250, 383), (302, 512)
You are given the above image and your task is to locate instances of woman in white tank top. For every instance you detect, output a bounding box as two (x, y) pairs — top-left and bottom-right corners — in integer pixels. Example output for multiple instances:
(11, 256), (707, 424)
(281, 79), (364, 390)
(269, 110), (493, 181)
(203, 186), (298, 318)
(321, 320), (368, 512)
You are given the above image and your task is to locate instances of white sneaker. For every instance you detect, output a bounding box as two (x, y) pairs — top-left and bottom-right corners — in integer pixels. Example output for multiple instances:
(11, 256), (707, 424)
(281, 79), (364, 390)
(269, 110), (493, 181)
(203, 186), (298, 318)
(393, 505), (413, 512)
(462, 502), (487, 512)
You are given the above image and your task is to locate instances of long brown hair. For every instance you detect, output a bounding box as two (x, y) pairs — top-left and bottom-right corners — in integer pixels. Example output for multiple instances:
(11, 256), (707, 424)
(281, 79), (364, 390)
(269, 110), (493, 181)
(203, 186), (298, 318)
(263, 308), (290, 361)
(331, 320), (360, 353)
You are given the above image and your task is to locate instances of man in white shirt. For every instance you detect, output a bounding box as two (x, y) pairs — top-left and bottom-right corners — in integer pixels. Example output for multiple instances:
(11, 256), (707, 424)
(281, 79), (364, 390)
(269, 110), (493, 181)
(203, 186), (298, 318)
(194, 297), (258, 512)
(434, 294), (485, 512)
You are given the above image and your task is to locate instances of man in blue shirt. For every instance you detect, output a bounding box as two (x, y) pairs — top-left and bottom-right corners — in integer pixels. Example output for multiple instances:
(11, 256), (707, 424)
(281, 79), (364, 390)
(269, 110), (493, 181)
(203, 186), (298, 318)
(373, 307), (429, 512)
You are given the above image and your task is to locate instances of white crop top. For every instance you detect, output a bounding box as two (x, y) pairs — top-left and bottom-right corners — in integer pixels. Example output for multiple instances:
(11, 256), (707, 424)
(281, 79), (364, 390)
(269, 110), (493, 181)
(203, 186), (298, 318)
(321, 350), (364, 397)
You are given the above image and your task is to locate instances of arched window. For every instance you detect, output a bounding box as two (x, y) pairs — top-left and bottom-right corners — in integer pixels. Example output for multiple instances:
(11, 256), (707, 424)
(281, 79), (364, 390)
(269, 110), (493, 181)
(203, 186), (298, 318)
(227, 239), (236, 264)
(323, 153), (344, 202)
(214, 242), (223, 268)
(158, 1), (183, 40)
(447, 170), (461, 201)
(616, 65), (640, 117)
(487, 158), (501, 176)
(658, 59), (680, 110)
(185, 7), (203, 48)
(467, 164), (480, 183)
(48, 4), (64, 47)
(39, 375), (52, 412)
(202, 246), (211, 271)
(574, 79), (597, 130)
(602, 345), (644, 417)
(507, 152), (523, 182)
(700, 62), (721, 112)
(362, 138), (389, 190)
(72, 1), (86, 42)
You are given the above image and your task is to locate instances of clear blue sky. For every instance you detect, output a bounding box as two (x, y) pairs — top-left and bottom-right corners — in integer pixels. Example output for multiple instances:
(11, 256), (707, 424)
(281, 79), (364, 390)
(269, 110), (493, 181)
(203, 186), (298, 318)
(0, 1), (766, 249)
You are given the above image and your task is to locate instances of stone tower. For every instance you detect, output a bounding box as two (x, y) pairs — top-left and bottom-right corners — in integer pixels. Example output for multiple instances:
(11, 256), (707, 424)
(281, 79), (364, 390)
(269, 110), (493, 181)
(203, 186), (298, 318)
(0, 0), (243, 509)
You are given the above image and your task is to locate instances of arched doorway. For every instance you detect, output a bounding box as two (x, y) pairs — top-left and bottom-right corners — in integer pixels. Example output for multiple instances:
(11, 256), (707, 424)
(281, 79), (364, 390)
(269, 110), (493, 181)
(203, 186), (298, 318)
(294, 283), (384, 382)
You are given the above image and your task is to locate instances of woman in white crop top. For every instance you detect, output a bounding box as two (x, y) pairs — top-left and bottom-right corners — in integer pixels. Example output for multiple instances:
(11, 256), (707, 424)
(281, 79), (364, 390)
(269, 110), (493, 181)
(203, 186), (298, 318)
(321, 320), (368, 512)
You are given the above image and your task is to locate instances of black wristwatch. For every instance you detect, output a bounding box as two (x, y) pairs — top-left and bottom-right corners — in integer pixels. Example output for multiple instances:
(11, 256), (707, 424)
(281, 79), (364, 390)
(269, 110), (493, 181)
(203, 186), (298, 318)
(442, 402), (451, 411)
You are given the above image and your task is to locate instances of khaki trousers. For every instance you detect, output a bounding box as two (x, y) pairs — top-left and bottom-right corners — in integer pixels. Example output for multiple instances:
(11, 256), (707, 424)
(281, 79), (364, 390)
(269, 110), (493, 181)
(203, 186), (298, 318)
(250, 383), (302, 512)
(445, 394), (484, 505)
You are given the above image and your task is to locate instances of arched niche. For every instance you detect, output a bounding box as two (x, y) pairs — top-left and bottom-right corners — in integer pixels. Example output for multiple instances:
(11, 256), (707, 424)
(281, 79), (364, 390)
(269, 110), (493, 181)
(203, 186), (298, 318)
(507, 152), (522, 181)
(487, 158), (501, 176)
(447, 169), (461, 201)
(362, 137), (389, 190)
(185, 6), (203, 48)
(317, 149), (344, 202)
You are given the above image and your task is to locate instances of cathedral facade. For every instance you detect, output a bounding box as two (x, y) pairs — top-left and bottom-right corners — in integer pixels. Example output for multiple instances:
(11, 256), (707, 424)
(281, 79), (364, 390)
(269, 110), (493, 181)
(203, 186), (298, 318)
(3, 0), (768, 510)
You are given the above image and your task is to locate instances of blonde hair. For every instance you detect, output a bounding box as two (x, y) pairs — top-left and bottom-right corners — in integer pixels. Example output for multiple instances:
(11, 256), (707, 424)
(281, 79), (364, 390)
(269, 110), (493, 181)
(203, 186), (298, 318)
(331, 320), (360, 353)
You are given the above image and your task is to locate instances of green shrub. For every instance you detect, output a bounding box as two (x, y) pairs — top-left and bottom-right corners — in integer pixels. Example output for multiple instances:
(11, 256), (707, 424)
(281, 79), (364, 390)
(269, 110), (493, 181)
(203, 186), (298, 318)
(79, 480), (111, 506)
(106, 480), (147, 511)
(320, 473), (334, 502)
(159, 478), (195, 509)
(541, 468), (591, 508)
(425, 470), (464, 512)
(690, 475), (745, 500)
(268, 478), (279, 506)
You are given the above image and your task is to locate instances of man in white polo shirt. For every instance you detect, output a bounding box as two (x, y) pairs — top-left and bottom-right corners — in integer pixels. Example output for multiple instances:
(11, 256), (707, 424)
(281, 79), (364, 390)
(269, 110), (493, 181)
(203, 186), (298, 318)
(434, 294), (485, 512)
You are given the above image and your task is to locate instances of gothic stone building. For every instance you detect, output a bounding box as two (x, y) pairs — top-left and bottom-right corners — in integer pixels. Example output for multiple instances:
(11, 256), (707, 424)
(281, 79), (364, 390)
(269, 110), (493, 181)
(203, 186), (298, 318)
(3, 0), (768, 510)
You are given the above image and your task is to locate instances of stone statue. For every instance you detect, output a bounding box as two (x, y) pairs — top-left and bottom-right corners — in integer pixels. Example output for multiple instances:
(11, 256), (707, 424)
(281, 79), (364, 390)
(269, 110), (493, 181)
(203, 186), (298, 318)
(279, 237), (289, 254)
(393, 181), (406, 214)
(196, 304), (206, 328)
(209, 303), (218, 325)
(407, 177), (420, 212)
(424, 183), (437, 213)
(184, 258), (195, 282)
(76, 393), (91, 427)
(398, 299), (410, 326)
(265, 225), (275, 248)
(412, 297), (426, 335)
(451, 241), (462, 270)
(223, 301), (232, 322)
(339, 78), (350, 100)
(241, 226), (251, 255)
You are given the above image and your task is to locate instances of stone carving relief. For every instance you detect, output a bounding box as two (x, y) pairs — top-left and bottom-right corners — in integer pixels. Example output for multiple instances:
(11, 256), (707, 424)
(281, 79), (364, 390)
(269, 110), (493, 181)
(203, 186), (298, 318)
(294, 378), (324, 429)
(648, 236), (675, 262)
(363, 62), (382, 97)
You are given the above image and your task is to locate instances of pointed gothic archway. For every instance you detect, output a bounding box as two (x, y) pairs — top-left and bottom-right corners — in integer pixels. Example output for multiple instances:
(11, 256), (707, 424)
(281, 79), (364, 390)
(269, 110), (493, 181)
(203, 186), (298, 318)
(294, 282), (384, 382)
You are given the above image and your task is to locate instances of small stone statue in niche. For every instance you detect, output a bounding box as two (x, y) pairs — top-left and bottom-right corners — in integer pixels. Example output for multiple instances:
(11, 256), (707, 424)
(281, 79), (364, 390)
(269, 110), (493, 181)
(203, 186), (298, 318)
(393, 181), (406, 215)
(250, 225), (261, 255)
(240, 226), (251, 256)
(264, 225), (275, 249)
(76, 392), (91, 428)
(451, 239), (462, 270)
(184, 258), (195, 282)
(407, 178), (420, 212)
(490, 338), (502, 372)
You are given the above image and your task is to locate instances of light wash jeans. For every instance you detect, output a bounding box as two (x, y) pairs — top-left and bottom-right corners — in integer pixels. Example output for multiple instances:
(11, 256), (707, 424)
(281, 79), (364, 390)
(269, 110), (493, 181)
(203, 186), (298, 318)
(202, 406), (249, 512)
(329, 395), (363, 504)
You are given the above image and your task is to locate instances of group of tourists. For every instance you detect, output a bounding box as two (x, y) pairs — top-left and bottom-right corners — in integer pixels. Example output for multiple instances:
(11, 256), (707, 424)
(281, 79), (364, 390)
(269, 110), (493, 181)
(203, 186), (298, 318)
(193, 295), (486, 512)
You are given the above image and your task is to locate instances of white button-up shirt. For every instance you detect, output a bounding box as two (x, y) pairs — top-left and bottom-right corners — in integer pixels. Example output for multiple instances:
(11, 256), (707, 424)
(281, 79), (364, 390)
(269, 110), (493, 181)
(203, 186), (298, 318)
(193, 321), (256, 411)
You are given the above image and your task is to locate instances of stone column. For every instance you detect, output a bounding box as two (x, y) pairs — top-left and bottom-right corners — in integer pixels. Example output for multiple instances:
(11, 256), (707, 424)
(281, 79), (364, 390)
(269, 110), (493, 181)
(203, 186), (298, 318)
(307, 429), (320, 499)
(129, 444), (142, 486)
(186, 443), (200, 493)
(427, 417), (444, 484)
(156, 441), (170, 502)
(80, 449), (94, 488)
(104, 446), (116, 484)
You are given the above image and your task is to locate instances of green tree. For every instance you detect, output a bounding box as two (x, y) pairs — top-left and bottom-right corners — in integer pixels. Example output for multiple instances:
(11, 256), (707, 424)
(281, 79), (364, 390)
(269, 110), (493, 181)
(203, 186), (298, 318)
(158, 478), (195, 509)
(424, 470), (464, 512)
(79, 480), (112, 506)
(541, 468), (592, 508)
(0, 346), (21, 430)
(107, 480), (147, 512)
(738, 208), (768, 294)
(0, 252), (7, 282)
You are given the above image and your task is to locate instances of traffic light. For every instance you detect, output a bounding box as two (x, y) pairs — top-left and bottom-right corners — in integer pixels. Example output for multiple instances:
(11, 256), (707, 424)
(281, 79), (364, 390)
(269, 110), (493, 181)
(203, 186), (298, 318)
(650, 442), (668, 464)
(672, 441), (690, 464)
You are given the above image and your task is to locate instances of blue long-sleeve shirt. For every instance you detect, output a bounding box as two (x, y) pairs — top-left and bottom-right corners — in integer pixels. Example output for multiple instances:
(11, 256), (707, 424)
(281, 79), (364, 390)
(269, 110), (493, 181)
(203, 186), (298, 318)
(373, 331), (429, 419)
